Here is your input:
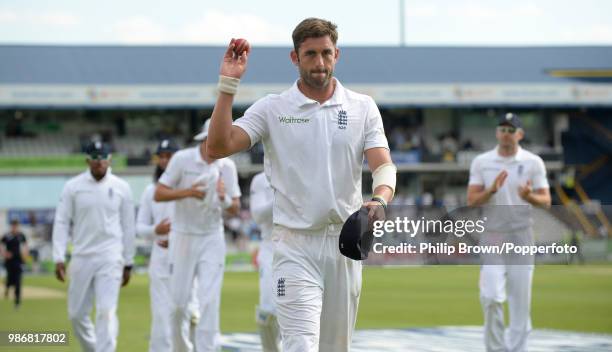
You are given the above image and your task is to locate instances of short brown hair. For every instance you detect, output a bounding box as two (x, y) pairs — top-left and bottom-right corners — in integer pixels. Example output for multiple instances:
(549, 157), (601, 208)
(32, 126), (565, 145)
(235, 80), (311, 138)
(292, 18), (338, 53)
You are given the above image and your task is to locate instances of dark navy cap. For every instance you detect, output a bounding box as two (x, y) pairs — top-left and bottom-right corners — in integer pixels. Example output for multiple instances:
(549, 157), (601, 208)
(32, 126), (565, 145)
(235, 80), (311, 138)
(155, 139), (179, 154)
(85, 141), (111, 160)
(339, 208), (375, 261)
(498, 112), (522, 129)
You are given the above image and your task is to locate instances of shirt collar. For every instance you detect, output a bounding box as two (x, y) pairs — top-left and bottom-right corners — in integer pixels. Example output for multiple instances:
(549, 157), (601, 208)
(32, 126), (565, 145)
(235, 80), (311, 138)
(193, 145), (205, 164)
(494, 146), (524, 162)
(290, 77), (345, 108)
(85, 167), (112, 182)
(193, 145), (218, 166)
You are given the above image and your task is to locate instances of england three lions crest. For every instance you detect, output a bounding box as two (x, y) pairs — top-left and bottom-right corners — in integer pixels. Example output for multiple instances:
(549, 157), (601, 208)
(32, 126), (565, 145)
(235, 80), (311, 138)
(338, 109), (347, 129)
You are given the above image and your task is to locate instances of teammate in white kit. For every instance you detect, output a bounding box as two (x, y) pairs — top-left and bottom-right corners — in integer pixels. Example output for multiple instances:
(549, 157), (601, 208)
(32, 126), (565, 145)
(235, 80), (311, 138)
(154, 120), (241, 352)
(53, 142), (135, 352)
(250, 171), (281, 351)
(207, 18), (397, 352)
(137, 139), (199, 352)
(467, 113), (551, 352)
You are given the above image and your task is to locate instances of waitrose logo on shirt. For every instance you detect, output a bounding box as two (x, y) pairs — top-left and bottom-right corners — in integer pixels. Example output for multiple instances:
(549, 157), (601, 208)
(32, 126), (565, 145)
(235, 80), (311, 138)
(278, 115), (310, 124)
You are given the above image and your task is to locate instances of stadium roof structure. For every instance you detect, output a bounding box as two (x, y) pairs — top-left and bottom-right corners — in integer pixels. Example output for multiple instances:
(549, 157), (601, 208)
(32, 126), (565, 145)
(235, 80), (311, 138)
(1, 45), (611, 108)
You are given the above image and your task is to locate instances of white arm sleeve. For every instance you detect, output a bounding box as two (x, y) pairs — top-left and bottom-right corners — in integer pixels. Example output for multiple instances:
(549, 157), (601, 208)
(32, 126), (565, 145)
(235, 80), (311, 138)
(136, 185), (155, 238)
(364, 97), (390, 151)
(222, 160), (242, 199)
(468, 157), (484, 186)
(233, 97), (269, 148)
(52, 183), (73, 263)
(121, 184), (136, 266)
(158, 153), (181, 189)
(532, 158), (549, 190)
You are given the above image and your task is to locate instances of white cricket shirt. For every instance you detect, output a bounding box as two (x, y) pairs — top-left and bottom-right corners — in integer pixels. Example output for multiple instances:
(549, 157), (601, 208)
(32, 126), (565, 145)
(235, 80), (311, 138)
(158, 146), (241, 235)
(234, 78), (389, 230)
(250, 172), (273, 239)
(137, 183), (174, 275)
(52, 169), (135, 265)
(469, 146), (549, 231)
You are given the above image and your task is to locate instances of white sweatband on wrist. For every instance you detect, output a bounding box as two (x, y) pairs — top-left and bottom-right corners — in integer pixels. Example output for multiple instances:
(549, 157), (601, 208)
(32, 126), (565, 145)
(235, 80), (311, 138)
(221, 195), (233, 210)
(372, 162), (397, 196)
(218, 75), (240, 95)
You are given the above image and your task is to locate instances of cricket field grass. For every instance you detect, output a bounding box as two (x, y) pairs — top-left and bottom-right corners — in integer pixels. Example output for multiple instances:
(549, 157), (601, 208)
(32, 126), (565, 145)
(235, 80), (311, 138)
(1, 264), (611, 351)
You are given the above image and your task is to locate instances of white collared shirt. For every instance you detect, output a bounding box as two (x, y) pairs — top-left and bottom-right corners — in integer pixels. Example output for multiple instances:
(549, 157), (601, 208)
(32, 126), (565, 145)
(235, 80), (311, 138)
(234, 78), (389, 230)
(137, 183), (174, 239)
(136, 183), (173, 272)
(52, 169), (135, 264)
(469, 146), (549, 231)
(158, 146), (241, 235)
(250, 172), (273, 239)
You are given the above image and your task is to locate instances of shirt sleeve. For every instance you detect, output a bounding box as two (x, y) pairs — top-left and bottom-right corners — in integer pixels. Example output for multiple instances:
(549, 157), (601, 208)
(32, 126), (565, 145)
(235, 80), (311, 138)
(532, 158), (549, 190)
(158, 153), (181, 188)
(222, 160), (242, 199)
(136, 185), (155, 238)
(120, 184), (136, 266)
(250, 175), (273, 226)
(233, 97), (269, 148)
(52, 183), (73, 263)
(364, 97), (390, 151)
(468, 157), (484, 186)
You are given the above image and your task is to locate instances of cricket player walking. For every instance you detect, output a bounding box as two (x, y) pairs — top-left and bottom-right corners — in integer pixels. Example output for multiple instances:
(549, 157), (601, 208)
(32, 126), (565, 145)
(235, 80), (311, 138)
(52, 141), (135, 352)
(467, 113), (551, 352)
(250, 171), (281, 351)
(136, 139), (199, 352)
(207, 18), (396, 352)
(154, 120), (241, 352)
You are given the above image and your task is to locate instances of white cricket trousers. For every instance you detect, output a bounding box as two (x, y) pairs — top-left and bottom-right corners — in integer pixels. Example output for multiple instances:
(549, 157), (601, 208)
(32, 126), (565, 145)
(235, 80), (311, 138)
(480, 229), (534, 352)
(169, 231), (225, 352)
(272, 224), (362, 352)
(68, 255), (123, 352)
(148, 246), (199, 352)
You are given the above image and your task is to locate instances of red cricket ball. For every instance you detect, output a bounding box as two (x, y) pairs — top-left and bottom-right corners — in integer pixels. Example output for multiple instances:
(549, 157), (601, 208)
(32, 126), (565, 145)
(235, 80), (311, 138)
(233, 38), (250, 56)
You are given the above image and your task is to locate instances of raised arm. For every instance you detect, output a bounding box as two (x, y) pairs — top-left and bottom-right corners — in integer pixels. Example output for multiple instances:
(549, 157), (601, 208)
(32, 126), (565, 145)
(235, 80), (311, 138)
(519, 185), (551, 209)
(518, 158), (551, 209)
(467, 170), (508, 207)
(207, 39), (253, 159)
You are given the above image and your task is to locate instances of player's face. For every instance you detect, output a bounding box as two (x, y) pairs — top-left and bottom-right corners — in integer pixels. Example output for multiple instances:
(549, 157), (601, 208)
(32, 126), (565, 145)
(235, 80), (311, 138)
(292, 36), (339, 89)
(157, 152), (173, 171)
(87, 157), (110, 180)
(496, 125), (523, 148)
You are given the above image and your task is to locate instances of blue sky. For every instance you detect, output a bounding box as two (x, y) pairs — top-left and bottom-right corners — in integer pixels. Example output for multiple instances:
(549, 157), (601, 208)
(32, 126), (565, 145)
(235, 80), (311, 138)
(1, 0), (611, 46)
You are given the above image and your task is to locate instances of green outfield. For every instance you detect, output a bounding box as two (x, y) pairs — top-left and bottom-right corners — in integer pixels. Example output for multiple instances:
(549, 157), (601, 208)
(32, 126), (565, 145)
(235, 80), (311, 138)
(1, 265), (611, 351)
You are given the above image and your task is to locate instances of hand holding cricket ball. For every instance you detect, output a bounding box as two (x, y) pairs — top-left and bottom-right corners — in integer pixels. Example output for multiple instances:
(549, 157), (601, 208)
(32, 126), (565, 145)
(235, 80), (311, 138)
(220, 38), (251, 80)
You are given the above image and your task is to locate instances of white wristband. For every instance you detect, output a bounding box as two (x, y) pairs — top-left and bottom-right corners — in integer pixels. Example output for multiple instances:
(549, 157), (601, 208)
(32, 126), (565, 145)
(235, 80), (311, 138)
(218, 75), (240, 95)
(372, 162), (397, 197)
